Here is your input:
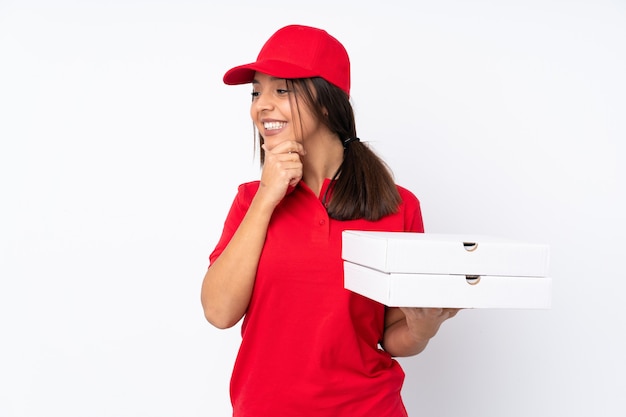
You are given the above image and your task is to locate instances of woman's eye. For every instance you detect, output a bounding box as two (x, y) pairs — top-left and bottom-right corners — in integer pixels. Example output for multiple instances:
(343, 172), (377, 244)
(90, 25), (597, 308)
(251, 91), (260, 98)
(276, 89), (290, 95)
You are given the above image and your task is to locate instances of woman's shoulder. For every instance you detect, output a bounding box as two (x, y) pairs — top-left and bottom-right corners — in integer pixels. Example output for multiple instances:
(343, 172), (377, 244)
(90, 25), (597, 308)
(237, 180), (261, 194)
(394, 184), (424, 232)
(229, 181), (261, 208)
(395, 184), (420, 206)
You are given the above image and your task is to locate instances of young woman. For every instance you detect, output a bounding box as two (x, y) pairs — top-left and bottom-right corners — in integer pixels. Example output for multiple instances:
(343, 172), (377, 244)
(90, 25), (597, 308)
(201, 24), (459, 417)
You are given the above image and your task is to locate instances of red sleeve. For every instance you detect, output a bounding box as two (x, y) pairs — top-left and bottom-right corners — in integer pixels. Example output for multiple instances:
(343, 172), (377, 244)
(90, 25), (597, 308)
(208, 182), (260, 265)
(397, 185), (424, 233)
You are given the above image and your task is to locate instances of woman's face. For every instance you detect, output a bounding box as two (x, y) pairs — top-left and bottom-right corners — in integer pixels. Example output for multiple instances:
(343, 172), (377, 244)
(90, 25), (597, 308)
(250, 72), (321, 151)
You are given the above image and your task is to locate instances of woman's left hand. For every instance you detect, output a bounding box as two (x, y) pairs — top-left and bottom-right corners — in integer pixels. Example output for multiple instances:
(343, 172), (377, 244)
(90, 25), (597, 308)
(382, 307), (461, 357)
(399, 307), (460, 344)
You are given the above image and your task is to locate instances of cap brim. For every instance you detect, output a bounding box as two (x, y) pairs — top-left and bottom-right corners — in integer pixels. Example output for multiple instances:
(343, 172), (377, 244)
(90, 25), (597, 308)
(223, 60), (318, 86)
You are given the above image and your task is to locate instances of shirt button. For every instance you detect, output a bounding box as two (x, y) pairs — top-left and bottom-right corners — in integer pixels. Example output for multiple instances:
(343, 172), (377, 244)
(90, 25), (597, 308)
(319, 219), (326, 226)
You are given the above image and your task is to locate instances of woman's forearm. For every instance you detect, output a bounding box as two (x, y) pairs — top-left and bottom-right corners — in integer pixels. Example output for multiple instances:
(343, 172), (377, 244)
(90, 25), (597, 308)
(382, 316), (430, 357)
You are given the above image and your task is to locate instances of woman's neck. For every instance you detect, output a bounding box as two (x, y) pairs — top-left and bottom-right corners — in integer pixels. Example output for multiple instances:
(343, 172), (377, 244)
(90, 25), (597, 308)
(301, 133), (344, 197)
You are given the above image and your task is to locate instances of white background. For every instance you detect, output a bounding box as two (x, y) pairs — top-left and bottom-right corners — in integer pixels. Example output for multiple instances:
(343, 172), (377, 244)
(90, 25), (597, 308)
(1, 0), (624, 416)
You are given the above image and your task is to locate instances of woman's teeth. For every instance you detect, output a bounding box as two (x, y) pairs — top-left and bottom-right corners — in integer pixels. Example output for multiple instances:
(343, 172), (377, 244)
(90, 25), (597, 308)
(264, 122), (285, 130)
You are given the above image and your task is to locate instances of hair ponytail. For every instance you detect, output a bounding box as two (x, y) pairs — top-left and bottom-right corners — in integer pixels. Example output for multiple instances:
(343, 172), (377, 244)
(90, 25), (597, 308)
(326, 138), (401, 221)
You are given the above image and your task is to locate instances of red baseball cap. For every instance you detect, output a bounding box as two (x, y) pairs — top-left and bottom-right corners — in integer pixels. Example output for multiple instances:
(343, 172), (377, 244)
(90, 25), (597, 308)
(223, 25), (351, 95)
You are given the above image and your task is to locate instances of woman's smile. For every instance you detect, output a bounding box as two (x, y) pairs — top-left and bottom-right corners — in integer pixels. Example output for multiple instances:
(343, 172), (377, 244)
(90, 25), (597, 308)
(261, 119), (287, 137)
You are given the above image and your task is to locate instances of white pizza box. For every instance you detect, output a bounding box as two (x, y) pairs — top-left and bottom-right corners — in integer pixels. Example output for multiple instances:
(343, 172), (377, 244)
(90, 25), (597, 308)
(342, 231), (551, 308)
(343, 262), (552, 308)
(342, 231), (549, 277)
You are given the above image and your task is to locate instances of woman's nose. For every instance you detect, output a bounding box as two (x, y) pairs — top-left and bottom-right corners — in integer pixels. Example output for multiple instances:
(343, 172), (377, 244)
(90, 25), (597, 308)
(253, 92), (273, 111)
